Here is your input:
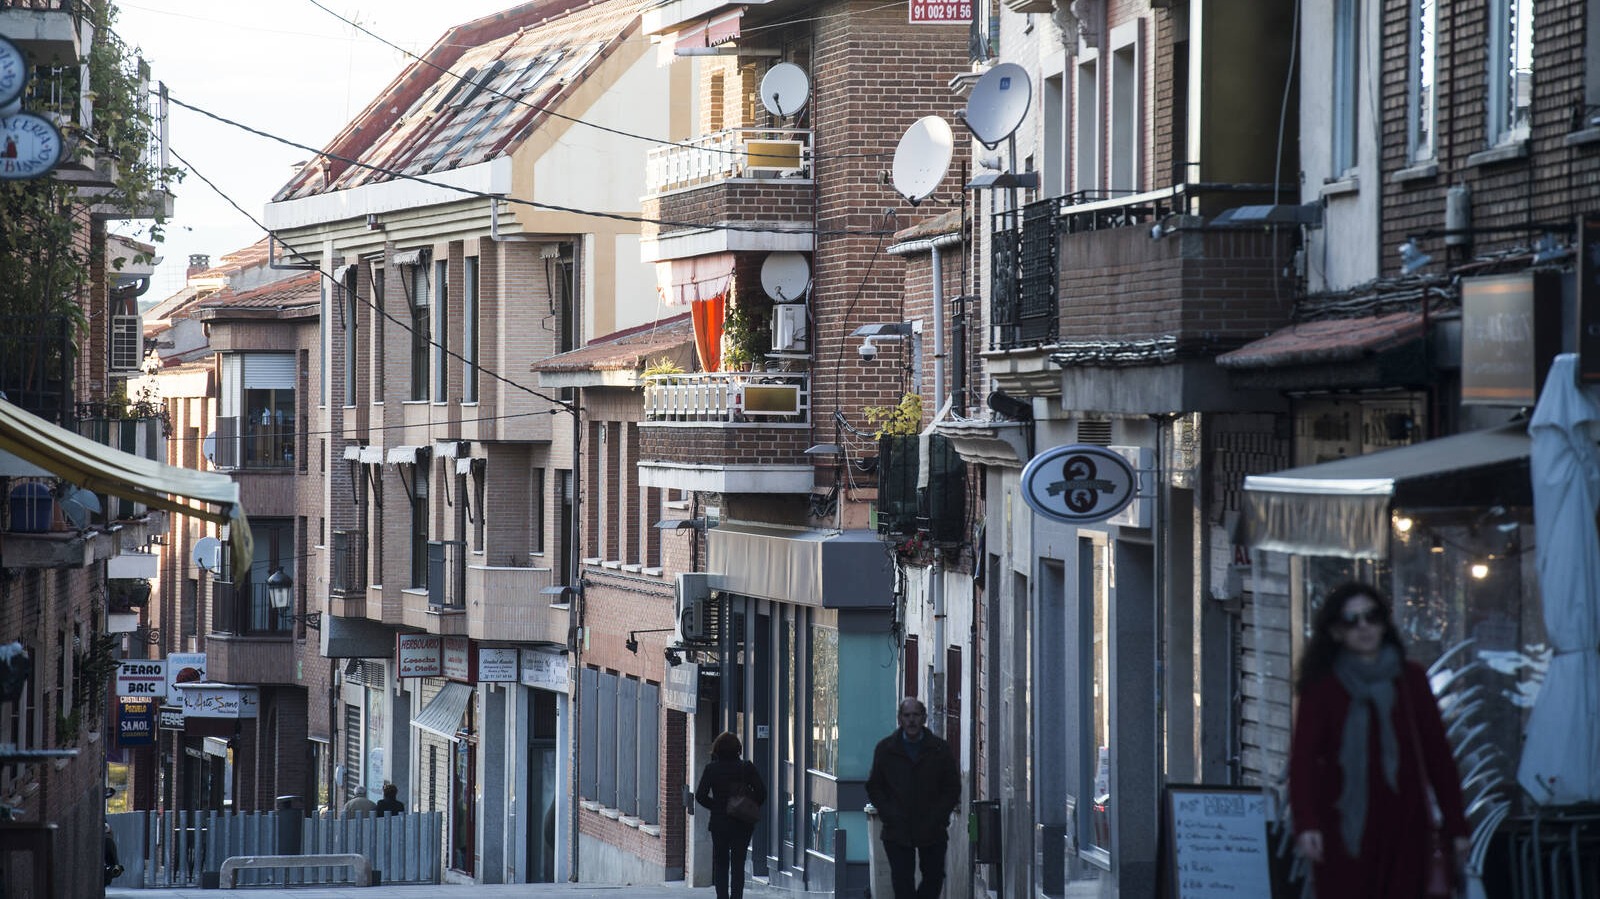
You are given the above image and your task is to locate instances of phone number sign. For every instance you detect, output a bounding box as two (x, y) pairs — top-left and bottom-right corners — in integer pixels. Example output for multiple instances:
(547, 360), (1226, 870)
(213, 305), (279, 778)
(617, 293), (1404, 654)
(909, 0), (972, 23)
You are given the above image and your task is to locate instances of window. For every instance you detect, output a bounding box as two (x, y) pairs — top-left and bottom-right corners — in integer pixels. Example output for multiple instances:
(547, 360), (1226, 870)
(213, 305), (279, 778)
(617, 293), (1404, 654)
(463, 257), (479, 404)
(472, 462), (486, 553)
(371, 266), (385, 398)
(531, 467), (546, 555)
(1108, 25), (1140, 195)
(1043, 72), (1066, 197)
(1488, 0), (1533, 144)
(109, 294), (141, 372)
(1081, 537), (1112, 864)
(342, 268), (358, 406)
(433, 258), (449, 402)
(411, 462), (430, 588)
(579, 668), (663, 824)
(319, 280), (329, 405)
(218, 354), (296, 470)
(810, 623), (839, 775)
(409, 261), (430, 401)
(1331, 0), (1360, 176)
(1407, 0), (1438, 161)
(1074, 54), (1100, 195)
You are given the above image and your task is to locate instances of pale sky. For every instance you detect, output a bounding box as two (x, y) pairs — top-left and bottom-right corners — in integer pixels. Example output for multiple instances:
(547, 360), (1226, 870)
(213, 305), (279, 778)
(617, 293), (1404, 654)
(114, 0), (519, 299)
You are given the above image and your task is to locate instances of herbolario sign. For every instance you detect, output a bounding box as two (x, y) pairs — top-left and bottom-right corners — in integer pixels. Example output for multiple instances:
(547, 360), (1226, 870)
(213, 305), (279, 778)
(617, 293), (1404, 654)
(1020, 444), (1140, 525)
(0, 113), (63, 180)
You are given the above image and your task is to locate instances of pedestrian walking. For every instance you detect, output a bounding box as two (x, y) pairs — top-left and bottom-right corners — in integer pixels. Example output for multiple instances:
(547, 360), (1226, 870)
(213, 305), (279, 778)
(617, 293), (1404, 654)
(342, 793), (376, 817)
(694, 731), (766, 899)
(1290, 581), (1471, 898)
(866, 697), (961, 899)
(375, 782), (405, 816)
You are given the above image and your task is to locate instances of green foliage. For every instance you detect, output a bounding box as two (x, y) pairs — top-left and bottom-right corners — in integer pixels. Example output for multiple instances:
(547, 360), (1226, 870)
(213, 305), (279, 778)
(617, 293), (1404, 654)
(722, 301), (769, 369)
(642, 355), (685, 377)
(864, 393), (924, 438)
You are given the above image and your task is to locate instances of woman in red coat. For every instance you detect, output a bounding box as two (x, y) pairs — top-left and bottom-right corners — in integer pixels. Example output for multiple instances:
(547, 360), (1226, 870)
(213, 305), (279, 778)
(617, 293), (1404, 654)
(1290, 581), (1471, 898)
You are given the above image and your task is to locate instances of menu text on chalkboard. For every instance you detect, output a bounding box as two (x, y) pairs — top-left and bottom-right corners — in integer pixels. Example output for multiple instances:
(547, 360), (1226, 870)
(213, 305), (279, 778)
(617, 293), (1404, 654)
(1163, 785), (1273, 899)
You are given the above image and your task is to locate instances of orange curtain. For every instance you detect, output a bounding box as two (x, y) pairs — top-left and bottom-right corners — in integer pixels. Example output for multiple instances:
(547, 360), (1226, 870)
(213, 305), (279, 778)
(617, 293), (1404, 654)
(660, 253), (736, 372)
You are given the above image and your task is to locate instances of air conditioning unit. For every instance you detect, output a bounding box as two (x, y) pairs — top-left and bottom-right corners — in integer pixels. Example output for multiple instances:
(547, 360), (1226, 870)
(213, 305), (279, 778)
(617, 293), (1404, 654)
(772, 304), (807, 352)
(675, 572), (721, 644)
(110, 312), (142, 372)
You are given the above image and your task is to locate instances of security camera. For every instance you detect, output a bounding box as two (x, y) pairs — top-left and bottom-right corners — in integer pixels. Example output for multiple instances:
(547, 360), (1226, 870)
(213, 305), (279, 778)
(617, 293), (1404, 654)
(858, 339), (878, 361)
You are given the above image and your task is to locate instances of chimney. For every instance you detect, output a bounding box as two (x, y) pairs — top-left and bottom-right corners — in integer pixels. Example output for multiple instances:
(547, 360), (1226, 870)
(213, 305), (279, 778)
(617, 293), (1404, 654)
(187, 254), (210, 279)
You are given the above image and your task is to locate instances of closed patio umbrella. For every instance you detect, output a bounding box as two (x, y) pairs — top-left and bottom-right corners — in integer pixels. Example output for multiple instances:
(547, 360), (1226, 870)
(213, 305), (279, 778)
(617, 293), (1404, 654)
(1516, 354), (1600, 804)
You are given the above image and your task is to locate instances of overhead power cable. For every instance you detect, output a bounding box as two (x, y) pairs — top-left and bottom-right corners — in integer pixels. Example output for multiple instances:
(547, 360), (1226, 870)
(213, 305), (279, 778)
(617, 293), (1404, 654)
(166, 93), (899, 238)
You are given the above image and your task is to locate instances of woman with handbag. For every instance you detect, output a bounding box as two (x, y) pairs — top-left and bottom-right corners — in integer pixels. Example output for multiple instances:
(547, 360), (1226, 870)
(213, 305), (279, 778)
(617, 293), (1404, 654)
(1290, 581), (1471, 897)
(695, 731), (767, 899)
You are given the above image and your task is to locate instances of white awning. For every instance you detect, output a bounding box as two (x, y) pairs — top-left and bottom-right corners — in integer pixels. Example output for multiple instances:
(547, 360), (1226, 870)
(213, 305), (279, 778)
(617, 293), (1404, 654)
(358, 446), (384, 464)
(411, 682), (472, 741)
(0, 397), (253, 574)
(331, 264), (355, 282)
(391, 248), (428, 267)
(386, 445), (423, 465)
(342, 445), (363, 461)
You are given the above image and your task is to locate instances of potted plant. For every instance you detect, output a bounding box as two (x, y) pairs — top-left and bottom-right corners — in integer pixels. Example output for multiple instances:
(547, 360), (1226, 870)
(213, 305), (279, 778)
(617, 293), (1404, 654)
(722, 302), (769, 371)
(641, 355), (685, 377)
(866, 394), (925, 535)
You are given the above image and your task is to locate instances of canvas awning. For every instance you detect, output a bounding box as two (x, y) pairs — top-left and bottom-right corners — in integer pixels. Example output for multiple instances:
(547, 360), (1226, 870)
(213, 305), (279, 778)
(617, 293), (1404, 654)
(707, 523), (895, 609)
(0, 398), (253, 573)
(411, 681), (472, 741)
(1242, 425), (1530, 559)
(675, 9), (742, 51)
(390, 248), (427, 267)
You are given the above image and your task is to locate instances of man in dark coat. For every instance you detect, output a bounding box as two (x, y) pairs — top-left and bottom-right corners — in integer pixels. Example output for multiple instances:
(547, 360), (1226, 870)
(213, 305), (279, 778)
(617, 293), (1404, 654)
(866, 697), (962, 899)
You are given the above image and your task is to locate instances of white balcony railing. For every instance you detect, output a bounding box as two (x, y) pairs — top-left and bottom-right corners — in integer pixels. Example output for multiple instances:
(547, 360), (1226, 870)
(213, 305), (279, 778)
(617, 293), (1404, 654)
(645, 128), (812, 194)
(643, 371), (809, 423)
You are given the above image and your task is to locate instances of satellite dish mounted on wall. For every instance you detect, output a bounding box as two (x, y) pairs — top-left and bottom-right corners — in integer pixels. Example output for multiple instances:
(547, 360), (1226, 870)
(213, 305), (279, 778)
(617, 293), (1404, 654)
(58, 486), (101, 530)
(193, 536), (222, 573)
(891, 116), (954, 206)
(962, 63), (1032, 149)
(760, 252), (811, 302)
(761, 63), (810, 117)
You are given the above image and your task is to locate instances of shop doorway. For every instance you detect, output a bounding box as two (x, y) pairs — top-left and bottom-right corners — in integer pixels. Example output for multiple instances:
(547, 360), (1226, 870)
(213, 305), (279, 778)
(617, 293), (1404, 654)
(450, 734), (476, 875)
(526, 689), (558, 882)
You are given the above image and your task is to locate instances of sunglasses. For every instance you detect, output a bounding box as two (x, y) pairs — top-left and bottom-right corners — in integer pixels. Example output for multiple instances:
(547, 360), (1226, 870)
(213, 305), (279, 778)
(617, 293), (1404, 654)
(1339, 608), (1386, 627)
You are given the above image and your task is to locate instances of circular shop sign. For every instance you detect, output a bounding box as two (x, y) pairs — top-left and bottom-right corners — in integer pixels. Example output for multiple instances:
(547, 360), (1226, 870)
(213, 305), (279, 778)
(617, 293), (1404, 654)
(0, 36), (25, 108)
(0, 112), (63, 180)
(1019, 444), (1138, 525)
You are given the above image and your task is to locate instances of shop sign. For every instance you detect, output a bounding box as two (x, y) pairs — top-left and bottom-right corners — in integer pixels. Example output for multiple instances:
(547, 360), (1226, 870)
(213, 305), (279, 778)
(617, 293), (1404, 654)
(180, 685), (259, 719)
(0, 37), (26, 108)
(397, 634), (442, 677)
(116, 658), (167, 699)
(1020, 444), (1140, 525)
(165, 653), (206, 695)
(519, 649), (569, 691)
(117, 697), (156, 747)
(1461, 272), (1561, 406)
(0, 113), (63, 180)
(158, 706), (186, 730)
(476, 646), (518, 683)
(663, 662), (698, 713)
(442, 636), (470, 682)
(1579, 215), (1600, 383)
(908, 0), (971, 23)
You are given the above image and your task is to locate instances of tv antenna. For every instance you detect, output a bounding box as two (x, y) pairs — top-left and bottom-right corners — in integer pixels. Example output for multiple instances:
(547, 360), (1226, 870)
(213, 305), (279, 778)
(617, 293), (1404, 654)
(760, 252), (811, 302)
(891, 116), (954, 206)
(761, 63), (810, 117)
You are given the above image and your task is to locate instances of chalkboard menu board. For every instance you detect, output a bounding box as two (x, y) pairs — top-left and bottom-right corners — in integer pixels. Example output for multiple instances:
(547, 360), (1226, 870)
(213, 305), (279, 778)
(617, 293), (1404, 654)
(1163, 785), (1273, 899)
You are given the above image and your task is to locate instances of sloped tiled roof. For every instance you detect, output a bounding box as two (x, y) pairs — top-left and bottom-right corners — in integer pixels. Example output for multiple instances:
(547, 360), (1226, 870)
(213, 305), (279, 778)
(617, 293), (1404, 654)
(275, 0), (643, 201)
(534, 313), (693, 373)
(198, 272), (323, 313)
(1216, 311), (1425, 370)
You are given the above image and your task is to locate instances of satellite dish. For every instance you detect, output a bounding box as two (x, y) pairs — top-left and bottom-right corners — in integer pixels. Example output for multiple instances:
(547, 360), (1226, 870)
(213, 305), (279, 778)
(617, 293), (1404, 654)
(58, 486), (101, 530)
(202, 432), (216, 467)
(760, 252), (811, 302)
(193, 536), (222, 573)
(761, 63), (810, 117)
(963, 62), (1032, 148)
(891, 116), (954, 206)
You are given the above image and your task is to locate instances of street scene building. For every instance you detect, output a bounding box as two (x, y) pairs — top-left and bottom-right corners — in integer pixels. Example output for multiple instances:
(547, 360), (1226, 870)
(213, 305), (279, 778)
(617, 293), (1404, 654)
(3, 0), (1599, 897)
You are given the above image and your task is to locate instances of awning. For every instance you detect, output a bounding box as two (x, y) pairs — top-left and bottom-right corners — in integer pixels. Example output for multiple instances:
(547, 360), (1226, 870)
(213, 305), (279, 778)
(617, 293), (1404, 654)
(411, 681), (472, 741)
(657, 253), (734, 372)
(707, 523), (894, 609)
(1216, 311), (1426, 370)
(390, 248), (427, 267)
(0, 398), (253, 574)
(331, 264), (355, 282)
(675, 9), (742, 51)
(1243, 425), (1531, 559)
(342, 445), (363, 461)
(386, 445), (424, 465)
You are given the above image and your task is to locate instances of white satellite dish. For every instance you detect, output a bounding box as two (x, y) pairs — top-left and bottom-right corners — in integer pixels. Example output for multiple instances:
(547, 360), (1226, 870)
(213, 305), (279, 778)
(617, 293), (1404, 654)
(963, 62), (1032, 148)
(891, 116), (954, 206)
(760, 252), (811, 302)
(58, 486), (101, 530)
(202, 432), (216, 467)
(193, 536), (222, 573)
(761, 63), (810, 117)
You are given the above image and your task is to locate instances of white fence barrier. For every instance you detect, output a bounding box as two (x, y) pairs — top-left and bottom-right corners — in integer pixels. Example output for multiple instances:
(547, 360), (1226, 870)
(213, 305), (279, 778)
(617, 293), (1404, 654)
(107, 809), (442, 888)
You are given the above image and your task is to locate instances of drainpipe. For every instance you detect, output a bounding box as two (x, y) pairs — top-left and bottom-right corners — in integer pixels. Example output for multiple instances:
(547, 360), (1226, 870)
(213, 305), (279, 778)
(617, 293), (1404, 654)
(931, 247), (946, 726)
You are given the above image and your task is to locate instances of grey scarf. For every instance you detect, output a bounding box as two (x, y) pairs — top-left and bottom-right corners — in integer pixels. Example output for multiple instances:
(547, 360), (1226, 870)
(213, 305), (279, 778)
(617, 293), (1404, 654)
(1331, 644), (1402, 856)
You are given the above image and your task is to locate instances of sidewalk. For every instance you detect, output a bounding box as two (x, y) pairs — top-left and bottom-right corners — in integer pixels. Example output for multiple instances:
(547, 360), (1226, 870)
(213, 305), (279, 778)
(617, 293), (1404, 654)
(109, 879), (795, 898)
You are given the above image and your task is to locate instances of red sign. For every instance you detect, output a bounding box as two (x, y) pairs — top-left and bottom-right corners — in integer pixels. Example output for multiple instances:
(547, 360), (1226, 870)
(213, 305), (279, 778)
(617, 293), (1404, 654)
(909, 0), (972, 23)
(397, 634), (442, 678)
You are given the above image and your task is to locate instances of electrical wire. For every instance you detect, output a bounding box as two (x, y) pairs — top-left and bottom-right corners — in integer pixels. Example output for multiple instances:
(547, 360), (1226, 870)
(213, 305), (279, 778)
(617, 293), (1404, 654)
(167, 93), (895, 239)
(169, 143), (579, 415)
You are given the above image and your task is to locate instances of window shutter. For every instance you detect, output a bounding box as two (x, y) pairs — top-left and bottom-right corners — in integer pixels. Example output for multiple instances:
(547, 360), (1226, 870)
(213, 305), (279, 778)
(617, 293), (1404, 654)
(243, 354), (296, 389)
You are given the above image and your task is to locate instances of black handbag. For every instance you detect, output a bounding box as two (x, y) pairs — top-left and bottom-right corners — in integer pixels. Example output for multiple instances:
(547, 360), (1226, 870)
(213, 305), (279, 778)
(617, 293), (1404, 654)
(724, 763), (761, 826)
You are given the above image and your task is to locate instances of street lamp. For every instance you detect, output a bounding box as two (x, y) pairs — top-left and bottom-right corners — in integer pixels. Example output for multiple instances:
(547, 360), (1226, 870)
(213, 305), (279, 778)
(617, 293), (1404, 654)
(266, 568), (321, 629)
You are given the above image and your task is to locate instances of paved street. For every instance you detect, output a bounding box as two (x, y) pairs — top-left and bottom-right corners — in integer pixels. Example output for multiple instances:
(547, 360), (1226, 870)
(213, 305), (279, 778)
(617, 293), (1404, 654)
(109, 880), (802, 899)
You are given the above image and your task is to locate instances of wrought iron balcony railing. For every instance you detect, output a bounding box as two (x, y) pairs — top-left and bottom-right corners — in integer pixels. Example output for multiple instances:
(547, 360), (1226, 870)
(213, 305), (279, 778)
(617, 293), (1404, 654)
(212, 580), (290, 636)
(427, 539), (466, 610)
(330, 529), (367, 596)
(645, 128), (812, 194)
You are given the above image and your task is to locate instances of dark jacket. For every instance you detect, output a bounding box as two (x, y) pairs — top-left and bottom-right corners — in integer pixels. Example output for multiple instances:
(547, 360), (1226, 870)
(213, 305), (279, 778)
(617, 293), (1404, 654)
(694, 755), (767, 834)
(866, 728), (961, 846)
(374, 797), (405, 816)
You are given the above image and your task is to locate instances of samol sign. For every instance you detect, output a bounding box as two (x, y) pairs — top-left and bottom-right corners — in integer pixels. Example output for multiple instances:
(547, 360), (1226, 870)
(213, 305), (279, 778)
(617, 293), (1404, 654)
(1020, 444), (1139, 525)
